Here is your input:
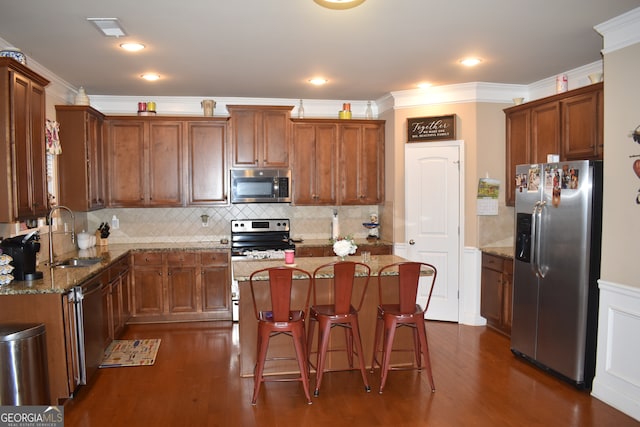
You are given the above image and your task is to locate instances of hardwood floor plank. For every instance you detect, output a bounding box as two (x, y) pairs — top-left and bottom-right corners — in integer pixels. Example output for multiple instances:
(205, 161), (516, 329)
(63, 321), (639, 427)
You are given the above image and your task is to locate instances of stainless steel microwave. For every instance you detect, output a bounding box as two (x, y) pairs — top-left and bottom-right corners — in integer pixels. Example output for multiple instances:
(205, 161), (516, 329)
(230, 169), (291, 203)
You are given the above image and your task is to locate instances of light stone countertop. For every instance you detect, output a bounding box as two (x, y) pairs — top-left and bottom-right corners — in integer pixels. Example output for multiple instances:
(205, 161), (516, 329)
(0, 242), (230, 295)
(232, 254), (431, 281)
(481, 246), (514, 259)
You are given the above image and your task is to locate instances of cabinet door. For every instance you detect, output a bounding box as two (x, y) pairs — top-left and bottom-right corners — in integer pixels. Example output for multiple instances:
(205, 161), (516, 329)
(531, 102), (560, 163)
(102, 280), (114, 344)
(86, 112), (105, 209)
(292, 123), (337, 205)
(261, 109), (290, 168)
(28, 81), (48, 217)
(13, 73), (48, 219)
(505, 109), (530, 206)
(148, 121), (183, 206)
(108, 121), (146, 206)
(502, 260), (513, 335)
(561, 90), (601, 160)
(167, 266), (198, 313)
(120, 269), (131, 324)
(56, 106), (105, 211)
(201, 266), (230, 312)
(480, 265), (503, 328)
(187, 121), (227, 205)
(201, 251), (230, 313)
(339, 124), (384, 205)
(133, 266), (164, 316)
(230, 109), (259, 167)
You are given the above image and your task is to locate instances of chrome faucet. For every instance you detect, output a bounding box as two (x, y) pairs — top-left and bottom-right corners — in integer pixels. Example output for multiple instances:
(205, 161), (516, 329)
(47, 206), (75, 266)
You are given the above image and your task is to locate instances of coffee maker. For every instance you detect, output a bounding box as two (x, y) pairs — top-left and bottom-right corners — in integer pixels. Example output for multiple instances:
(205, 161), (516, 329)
(0, 231), (43, 281)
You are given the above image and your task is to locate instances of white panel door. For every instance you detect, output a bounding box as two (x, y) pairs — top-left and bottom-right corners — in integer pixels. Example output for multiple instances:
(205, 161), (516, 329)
(405, 142), (462, 322)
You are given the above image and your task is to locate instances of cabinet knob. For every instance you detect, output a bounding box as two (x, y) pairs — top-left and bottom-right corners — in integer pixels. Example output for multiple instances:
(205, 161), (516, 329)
(409, 239), (415, 245)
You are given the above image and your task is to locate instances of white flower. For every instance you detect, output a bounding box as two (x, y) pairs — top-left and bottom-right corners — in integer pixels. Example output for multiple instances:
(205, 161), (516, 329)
(333, 238), (357, 258)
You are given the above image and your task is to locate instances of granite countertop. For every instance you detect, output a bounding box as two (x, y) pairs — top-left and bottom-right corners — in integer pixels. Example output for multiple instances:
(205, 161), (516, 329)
(295, 238), (393, 248)
(232, 254), (432, 281)
(481, 246), (514, 259)
(0, 242), (230, 296)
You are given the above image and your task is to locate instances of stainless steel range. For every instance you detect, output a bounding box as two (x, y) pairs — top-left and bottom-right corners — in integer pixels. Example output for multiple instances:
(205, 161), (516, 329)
(230, 219), (294, 258)
(230, 219), (295, 321)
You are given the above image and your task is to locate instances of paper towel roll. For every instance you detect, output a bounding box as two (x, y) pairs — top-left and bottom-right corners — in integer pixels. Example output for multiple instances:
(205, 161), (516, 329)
(331, 215), (340, 239)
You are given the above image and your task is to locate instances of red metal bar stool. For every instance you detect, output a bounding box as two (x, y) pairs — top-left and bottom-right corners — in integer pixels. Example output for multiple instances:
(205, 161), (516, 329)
(249, 266), (313, 405)
(370, 261), (437, 394)
(307, 261), (371, 397)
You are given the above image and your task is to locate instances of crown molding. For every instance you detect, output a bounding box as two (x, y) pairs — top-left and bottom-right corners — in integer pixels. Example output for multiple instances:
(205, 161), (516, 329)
(595, 6), (640, 54)
(90, 96), (378, 119)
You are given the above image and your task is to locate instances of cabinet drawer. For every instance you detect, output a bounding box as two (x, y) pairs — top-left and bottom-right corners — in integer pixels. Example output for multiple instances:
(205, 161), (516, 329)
(167, 252), (197, 265)
(133, 252), (164, 265)
(201, 251), (229, 266)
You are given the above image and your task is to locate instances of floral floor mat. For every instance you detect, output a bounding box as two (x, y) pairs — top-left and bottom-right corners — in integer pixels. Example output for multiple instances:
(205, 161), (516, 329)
(100, 339), (161, 368)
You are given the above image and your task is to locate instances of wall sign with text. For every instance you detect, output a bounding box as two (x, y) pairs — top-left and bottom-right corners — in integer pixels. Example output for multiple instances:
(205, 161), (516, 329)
(407, 115), (456, 142)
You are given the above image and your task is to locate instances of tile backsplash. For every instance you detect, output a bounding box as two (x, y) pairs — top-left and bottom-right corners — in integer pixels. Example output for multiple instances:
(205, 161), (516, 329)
(88, 205), (379, 244)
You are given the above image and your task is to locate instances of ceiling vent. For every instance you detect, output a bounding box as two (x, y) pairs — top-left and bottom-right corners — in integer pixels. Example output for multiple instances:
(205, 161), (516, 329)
(87, 18), (126, 37)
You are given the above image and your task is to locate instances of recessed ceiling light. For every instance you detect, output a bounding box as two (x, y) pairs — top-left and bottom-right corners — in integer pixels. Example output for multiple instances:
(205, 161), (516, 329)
(309, 78), (328, 86)
(141, 73), (160, 81)
(120, 43), (145, 52)
(460, 57), (482, 67)
(417, 82), (432, 89)
(313, 0), (366, 10)
(87, 18), (126, 37)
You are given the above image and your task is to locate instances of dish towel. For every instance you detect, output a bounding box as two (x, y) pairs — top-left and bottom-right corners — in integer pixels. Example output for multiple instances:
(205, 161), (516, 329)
(46, 119), (62, 155)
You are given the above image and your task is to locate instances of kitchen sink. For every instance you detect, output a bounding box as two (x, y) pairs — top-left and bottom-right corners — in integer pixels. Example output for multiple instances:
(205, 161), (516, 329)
(54, 257), (103, 269)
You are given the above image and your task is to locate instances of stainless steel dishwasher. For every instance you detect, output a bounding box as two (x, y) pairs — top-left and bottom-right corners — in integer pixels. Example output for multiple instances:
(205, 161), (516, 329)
(69, 272), (108, 386)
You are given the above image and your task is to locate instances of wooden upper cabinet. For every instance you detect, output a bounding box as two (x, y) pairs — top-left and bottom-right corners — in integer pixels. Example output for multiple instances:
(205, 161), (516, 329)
(106, 118), (184, 207)
(561, 89), (602, 160)
(292, 122), (338, 205)
(0, 58), (49, 222)
(505, 109), (530, 207)
(531, 102), (561, 163)
(56, 105), (106, 211)
(106, 120), (146, 206)
(227, 105), (293, 168)
(339, 122), (385, 205)
(504, 82), (603, 206)
(187, 119), (228, 205)
(148, 121), (183, 205)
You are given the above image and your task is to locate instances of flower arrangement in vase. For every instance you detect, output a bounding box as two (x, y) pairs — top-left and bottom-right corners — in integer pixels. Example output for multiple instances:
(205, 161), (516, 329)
(332, 236), (357, 260)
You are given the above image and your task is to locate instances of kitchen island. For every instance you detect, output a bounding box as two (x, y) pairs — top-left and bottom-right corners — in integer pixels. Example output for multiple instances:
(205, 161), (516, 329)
(234, 254), (434, 377)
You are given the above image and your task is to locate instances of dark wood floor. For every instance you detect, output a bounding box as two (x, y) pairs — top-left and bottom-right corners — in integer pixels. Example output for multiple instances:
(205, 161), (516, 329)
(63, 321), (639, 427)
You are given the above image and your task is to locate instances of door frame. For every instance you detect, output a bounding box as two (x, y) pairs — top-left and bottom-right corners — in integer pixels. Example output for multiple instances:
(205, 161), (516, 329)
(402, 140), (465, 323)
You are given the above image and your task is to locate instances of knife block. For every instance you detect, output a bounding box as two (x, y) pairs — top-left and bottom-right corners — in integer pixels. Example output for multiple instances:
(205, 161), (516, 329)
(95, 230), (108, 246)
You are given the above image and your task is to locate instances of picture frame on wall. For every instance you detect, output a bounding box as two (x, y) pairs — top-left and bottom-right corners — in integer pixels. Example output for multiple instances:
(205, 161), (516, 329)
(407, 114), (456, 142)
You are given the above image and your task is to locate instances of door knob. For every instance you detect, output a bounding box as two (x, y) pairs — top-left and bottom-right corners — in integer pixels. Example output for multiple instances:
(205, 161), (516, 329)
(409, 239), (415, 245)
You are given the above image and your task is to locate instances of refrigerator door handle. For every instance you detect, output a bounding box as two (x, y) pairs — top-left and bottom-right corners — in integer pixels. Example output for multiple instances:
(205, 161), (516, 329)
(532, 201), (548, 278)
(530, 202), (541, 276)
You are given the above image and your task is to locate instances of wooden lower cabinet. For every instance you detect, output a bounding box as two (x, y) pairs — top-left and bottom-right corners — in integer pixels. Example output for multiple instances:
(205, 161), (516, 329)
(480, 253), (513, 336)
(201, 251), (231, 313)
(130, 250), (231, 322)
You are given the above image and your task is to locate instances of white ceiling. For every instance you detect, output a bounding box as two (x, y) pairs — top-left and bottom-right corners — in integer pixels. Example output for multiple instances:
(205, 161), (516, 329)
(0, 0), (638, 101)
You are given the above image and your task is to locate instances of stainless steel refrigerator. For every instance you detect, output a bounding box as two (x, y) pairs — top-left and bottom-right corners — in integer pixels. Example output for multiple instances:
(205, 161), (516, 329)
(511, 160), (603, 388)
